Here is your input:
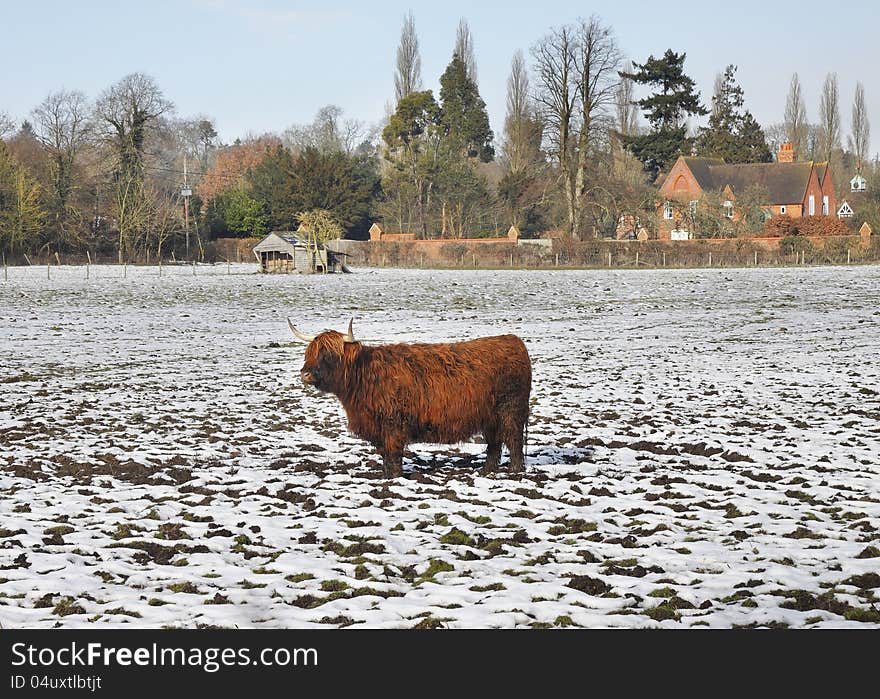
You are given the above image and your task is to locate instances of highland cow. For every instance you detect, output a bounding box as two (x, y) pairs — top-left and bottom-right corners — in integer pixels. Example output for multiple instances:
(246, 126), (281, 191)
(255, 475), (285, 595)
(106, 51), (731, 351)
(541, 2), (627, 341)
(289, 319), (532, 478)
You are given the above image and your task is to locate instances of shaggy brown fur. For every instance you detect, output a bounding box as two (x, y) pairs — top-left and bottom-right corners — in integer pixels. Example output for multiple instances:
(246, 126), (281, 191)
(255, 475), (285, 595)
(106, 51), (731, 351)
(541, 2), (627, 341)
(298, 331), (532, 477)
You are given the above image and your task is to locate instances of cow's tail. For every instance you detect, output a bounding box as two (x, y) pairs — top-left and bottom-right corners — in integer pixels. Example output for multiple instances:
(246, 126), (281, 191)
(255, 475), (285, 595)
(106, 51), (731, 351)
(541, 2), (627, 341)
(524, 413), (529, 464)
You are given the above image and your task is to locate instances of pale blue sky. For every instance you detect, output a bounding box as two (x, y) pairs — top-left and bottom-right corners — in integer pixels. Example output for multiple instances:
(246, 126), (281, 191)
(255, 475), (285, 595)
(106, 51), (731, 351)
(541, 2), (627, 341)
(1, 0), (877, 154)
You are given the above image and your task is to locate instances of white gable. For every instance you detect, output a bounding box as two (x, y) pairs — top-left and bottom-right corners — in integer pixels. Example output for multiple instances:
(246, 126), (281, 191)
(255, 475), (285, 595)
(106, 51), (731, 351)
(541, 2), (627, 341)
(837, 200), (854, 219)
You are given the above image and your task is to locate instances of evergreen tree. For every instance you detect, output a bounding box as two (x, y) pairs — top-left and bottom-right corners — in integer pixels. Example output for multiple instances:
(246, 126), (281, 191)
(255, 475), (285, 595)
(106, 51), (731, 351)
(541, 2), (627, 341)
(383, 91), (444, 238)
(439, 55), (494, 162)
(620, 49), (707, 177)
(695, 66), (771, 163)
(247, 145), (379, 239)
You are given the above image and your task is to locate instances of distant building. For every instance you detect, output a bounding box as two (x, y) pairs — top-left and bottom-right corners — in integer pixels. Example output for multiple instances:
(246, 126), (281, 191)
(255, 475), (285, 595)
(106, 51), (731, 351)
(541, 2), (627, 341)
(656, 143), (836, 239)
(851, 173), (867, 192)
(369, 223), (416, 242)
(837, 200), (854, 219)
(252, 232), (346, 274)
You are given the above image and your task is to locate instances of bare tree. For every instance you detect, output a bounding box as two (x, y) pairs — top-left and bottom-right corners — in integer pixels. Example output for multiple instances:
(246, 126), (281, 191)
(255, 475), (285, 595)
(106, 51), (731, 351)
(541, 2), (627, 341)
(394, 12), (422, 103)
(614, 61), (638, 137)
(849, 81), (870, 170)
(502, 50), (532, 174)
(94, 73), (173, 178)
(818, 72), (841, 162)
(573, 16), (622, 155)
(0, 111), (14, 139)
(532, 23), (578, 233)
(283, 105), (368, 155)
(532, 16), (621, 238)
(454, 18), (477, 84)
(94, 74), (173, 261)
(32, 90), (92, 241)
(784, 73), (808, 160)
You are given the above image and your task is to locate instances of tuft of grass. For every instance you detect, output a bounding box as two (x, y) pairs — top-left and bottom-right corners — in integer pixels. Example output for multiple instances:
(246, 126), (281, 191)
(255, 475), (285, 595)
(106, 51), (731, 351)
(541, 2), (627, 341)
(419, 559), (454, 582)
(320, 580), (350, 593)
(469, 582), (506, 593)
(439, 528), (475, 547)
(238, 579), (267, 589)
(844, 607), (880, 623)
(648, 587), (676, 598)
(644, 605), (680, 622)
(43, 525), (75, 536)
(52, 597), (86, 617)
(412, 616), (447, 629)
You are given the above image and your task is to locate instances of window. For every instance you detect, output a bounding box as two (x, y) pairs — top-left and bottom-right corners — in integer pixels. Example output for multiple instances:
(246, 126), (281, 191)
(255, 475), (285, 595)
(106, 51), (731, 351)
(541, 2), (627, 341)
(780, 205), (787, 215)
(663, 201), (674, 220)
(809, 194), (815, 216)
(822, 195), (829, 216)
(688, 200), (698, 216)
(723, 200), (734, 219)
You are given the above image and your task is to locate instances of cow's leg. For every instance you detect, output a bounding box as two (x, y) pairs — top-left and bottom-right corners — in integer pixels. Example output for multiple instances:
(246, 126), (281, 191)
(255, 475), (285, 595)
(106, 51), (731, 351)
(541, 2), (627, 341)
(482, 428), (502, 474)
(381, 436), (405, 478)
(504, 429), (524, 474)
(383, 451), (403, 478)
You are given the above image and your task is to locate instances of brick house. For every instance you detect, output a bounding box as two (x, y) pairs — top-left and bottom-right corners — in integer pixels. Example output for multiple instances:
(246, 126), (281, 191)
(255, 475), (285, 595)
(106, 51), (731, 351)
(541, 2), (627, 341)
(656, 143), (836, 239)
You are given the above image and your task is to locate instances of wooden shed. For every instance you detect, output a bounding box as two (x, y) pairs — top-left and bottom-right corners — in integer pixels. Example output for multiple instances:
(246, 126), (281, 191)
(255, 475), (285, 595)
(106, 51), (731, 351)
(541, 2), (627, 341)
(252, 232), (346, 274)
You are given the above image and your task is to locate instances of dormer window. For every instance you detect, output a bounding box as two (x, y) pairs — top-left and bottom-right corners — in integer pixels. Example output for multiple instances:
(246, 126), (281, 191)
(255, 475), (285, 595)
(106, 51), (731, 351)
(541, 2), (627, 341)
(723, 201), (734, 219)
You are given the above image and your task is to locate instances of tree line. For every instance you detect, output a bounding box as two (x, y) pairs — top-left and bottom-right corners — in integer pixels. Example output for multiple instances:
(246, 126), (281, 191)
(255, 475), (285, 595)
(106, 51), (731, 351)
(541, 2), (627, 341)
(1, 13), (877, 261)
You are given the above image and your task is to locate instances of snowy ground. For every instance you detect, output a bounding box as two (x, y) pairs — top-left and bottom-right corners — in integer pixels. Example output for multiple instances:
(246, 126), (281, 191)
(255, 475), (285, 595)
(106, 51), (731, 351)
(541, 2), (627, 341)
(1, 262), (878, 629)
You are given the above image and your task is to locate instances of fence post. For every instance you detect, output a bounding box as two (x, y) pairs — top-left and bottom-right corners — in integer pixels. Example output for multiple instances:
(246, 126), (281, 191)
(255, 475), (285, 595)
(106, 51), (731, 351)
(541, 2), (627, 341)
(124, 262), (127, 278)
(754, 250), (757, 266)
(635, 251), (639, 267)
(3, 253), (6, 282)
(509, 252), (513, 267)
(86, 250), (91, 279)
(193, 260), (196, 276)
(472, 252), (476, 268)
(847, 249), (851, 265)
(708, 252), (712, 267)
(555, 253), (559, 267)
(607, 252), (612, 267)
(47, 262), (51, 280)
(662, 252), (666, 267)
(227, 257), (231, 275)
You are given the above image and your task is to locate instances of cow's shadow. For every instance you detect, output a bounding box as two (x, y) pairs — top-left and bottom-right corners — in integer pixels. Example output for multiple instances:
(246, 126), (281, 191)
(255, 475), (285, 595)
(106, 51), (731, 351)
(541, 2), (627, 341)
(398, 443), (596, 477)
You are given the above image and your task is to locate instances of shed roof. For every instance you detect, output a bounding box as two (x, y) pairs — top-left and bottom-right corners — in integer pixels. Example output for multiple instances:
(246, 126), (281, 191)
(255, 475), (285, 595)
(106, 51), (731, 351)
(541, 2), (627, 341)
(253, 232), (310, 254)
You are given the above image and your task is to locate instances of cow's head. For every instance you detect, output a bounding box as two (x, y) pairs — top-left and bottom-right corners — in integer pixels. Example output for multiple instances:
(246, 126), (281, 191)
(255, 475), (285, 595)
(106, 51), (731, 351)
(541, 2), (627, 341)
(288, 319), (357, 394)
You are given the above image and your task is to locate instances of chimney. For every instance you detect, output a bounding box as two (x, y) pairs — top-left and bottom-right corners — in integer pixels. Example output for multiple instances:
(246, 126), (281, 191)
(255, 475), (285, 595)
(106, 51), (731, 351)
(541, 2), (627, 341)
(778, 143), (794, 163)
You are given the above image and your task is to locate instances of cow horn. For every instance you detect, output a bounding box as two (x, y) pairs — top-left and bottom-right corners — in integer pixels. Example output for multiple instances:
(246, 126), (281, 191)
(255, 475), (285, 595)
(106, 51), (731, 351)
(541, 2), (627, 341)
(343, 318), (355, 343)
(288, 318), (315, 343)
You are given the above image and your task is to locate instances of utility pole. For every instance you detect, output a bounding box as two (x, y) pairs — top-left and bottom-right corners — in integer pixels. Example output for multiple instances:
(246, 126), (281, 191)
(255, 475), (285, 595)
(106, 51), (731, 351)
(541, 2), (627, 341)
(182, 153), (192, 260)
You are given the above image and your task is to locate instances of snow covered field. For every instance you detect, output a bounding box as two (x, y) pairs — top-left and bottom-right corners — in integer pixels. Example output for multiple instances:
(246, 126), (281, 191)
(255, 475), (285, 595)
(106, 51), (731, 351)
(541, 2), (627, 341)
(1, 262), (878, 628)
